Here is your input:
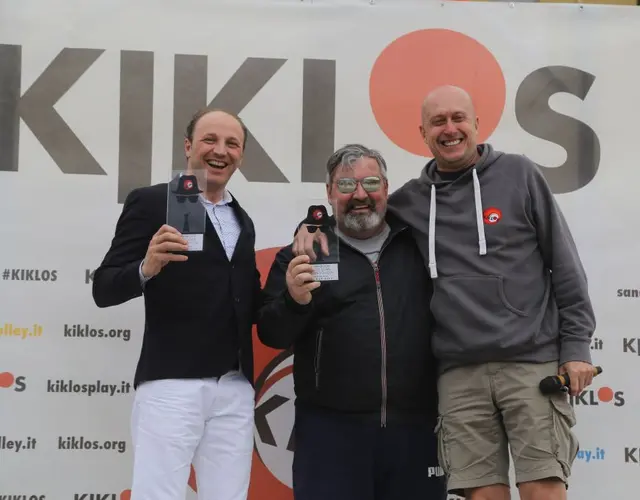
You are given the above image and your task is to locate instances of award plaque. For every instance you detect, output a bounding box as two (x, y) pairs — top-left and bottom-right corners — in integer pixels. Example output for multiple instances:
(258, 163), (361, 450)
(166, 169), (207, 251)
(297, 199), (340, 282)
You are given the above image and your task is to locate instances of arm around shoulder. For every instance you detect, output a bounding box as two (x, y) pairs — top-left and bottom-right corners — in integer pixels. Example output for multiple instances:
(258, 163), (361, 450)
(256, 245), (316, 350)
(92, 188), (156, 308)
(526, 159), (596, 364)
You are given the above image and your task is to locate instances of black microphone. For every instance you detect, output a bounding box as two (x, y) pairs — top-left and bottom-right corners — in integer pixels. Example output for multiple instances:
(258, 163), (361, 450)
(539, 366), (603, 395)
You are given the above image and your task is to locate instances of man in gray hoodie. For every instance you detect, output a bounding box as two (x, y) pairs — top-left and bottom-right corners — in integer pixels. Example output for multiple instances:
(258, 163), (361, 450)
(292, 85), (596, 500)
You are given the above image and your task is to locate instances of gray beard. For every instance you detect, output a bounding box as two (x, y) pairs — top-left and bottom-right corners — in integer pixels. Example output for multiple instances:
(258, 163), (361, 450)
(342, 209), (385, 233)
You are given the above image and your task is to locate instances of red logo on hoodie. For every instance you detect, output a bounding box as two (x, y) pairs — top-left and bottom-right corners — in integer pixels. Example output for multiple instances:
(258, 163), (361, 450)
(483, 207), (502, 225)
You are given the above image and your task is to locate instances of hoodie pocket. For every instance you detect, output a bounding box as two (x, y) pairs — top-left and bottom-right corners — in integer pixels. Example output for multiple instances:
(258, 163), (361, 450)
(431, 275), (534, 358)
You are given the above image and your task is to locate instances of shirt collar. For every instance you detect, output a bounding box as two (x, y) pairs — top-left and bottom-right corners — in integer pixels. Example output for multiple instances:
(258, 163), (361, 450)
(200, 190), (233, 207)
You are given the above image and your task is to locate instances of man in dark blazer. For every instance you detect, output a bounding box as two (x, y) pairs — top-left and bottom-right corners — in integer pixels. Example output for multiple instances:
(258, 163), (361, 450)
(92, 109), (262, 500)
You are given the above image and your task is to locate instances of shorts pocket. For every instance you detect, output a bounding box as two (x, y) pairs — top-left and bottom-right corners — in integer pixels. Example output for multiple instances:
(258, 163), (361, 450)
(434, 416), (451, 475)
(550, 394), (579, 477)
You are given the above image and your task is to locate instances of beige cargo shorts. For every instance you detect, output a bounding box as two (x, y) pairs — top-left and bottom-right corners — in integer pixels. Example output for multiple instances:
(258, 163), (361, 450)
(435, 361), (579, 496)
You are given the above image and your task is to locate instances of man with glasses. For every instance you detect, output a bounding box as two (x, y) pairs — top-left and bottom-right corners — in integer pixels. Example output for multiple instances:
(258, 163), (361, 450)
(256, 144), (446, 500)
(291, 86), (595, 500)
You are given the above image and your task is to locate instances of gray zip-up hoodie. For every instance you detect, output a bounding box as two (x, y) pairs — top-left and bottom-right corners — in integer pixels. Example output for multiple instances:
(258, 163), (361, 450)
(388, 143), (596, 372)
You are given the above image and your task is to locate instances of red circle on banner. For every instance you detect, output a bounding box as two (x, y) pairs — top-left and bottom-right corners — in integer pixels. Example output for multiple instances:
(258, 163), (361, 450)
(369, 29), (506, 157)
(0, 372), (15, 388)
(598, 386), (614, 403)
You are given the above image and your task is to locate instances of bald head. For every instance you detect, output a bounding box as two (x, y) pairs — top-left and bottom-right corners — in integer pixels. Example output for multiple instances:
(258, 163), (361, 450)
(421, 85), (476, 123)
(418, 85), (480, 171)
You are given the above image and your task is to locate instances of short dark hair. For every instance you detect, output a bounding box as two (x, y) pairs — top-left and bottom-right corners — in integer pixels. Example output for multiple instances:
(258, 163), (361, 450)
(185, 108), (249, 150)
(325, 143), (388, 184)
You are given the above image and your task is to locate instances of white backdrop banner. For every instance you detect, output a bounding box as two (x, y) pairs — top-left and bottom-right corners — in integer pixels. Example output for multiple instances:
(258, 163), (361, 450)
(1, 0), (639, 499)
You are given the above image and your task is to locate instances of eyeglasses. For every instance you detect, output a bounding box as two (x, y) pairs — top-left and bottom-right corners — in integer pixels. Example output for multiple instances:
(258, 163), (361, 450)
(335, 176), (383, 194)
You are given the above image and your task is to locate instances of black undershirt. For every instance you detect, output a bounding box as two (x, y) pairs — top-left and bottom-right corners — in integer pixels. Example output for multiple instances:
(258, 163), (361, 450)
(435, 164), (474, 182)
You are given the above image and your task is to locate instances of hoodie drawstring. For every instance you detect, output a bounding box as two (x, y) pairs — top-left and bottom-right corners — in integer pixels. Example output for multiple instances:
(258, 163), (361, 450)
(428, 185), (437, 278)
(427, 169), (487, 279)
(473, 169), (487, 256)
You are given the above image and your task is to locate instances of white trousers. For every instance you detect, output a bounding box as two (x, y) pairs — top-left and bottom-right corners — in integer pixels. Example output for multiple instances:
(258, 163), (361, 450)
(130, 371), (255, 500)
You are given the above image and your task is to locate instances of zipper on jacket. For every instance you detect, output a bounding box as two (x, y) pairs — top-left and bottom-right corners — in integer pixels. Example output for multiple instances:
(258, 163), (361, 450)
(338, 226), (406, 428)
(372, 262), (388, 428)
(314, 327), (324, 389)
(371, 232), (403, 428)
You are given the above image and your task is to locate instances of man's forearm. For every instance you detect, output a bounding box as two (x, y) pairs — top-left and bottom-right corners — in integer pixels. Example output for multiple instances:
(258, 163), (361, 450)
(528, 162), (596, 365)
(257, 290), (314, 349)
(92, 259), (145, 308)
